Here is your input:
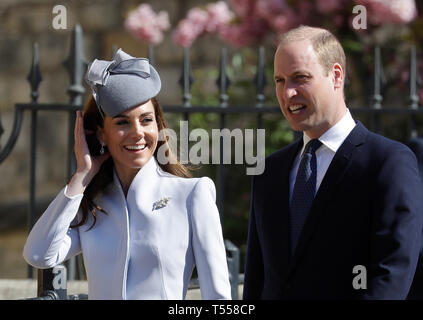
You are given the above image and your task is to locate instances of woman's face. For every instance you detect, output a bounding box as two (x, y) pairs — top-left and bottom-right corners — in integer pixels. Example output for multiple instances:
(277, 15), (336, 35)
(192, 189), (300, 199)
(98, 99), (158, 176)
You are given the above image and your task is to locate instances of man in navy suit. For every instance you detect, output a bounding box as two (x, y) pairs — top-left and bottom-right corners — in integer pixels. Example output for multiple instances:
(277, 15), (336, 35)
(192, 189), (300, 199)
(243, 25), (423, 299)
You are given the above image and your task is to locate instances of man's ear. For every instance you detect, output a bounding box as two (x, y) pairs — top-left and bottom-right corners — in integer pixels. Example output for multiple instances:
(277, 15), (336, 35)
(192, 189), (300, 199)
(332, 63), (344, 89)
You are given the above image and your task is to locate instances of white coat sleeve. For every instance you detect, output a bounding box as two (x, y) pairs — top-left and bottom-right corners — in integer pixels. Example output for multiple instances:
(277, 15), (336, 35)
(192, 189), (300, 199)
(190, 177), (232, 300)
(23, 185), (83, 269)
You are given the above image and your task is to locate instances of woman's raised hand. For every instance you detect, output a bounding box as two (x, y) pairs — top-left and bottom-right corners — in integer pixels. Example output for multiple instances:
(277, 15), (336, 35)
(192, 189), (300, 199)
(67, 111), (110, 196)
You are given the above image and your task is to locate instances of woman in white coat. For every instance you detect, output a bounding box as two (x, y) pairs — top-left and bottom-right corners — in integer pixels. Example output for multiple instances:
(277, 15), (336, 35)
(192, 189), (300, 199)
(23, 49), (231, 300)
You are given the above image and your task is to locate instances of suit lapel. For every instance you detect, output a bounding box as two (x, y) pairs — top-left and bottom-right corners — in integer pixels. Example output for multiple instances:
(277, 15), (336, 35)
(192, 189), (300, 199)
(261, 138), (303, 279)
(283, 122), (368, 283)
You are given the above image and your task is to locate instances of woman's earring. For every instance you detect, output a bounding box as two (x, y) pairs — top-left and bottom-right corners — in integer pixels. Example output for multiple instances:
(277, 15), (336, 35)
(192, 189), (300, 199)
(100, 142), (105, 155)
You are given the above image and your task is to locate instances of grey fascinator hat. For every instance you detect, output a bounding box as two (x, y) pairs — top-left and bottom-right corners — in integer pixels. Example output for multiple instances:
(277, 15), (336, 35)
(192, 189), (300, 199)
(85, 48), (161, 117)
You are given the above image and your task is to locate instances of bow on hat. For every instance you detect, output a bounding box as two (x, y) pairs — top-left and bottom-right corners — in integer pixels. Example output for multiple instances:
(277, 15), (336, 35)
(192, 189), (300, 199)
(85, 48), (161, 118)
(86, 48), (151, 87)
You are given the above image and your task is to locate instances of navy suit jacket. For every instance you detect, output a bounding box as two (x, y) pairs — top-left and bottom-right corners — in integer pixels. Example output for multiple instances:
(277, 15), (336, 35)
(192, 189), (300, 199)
(243, 122), (423, 299)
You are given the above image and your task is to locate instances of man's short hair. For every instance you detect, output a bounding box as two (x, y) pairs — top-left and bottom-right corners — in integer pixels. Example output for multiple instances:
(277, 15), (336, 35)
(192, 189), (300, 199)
(278, 25), (346, 77)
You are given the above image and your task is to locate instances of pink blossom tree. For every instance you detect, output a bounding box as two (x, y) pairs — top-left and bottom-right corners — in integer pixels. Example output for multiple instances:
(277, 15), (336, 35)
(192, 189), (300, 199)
(172, 0), (419, 48)
(172, 1), (234, 47)
(355, 0), (417, 25)
(124, 1), (421, 107)
(125, 4), (170, 45)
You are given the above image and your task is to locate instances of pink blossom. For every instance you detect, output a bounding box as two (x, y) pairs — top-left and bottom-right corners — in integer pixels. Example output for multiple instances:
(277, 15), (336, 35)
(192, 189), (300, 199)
(125, 4), (170, 45)
(205, 1), (235, 33)
(255, 0), (286, 20)
(270, 8), (296, 34)
(186, 7), (209, 28)
(173, 2), (235, 47)
(316, 0), (343, 14)
(172, 8), (208, 47)
(218, 17), (269, 47)
(173, 19), (202, 48)
(218, 24), (252, 48)
(229, 0), (255, 20)
(156, 11), (171, 30)
(296, 1), (313, 24)
(355, 0), (417, 24)
(217, 0), (286, 47)
(334, 14), (345, 27)
(272, 15), (290, 33)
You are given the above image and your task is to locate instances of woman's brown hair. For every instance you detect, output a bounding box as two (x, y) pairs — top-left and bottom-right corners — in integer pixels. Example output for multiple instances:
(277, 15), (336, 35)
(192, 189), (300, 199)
(71, 96), (191, 230)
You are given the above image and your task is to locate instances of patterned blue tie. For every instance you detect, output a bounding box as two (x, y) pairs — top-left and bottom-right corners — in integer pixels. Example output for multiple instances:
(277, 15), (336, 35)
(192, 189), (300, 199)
(290, 139), (322, 254)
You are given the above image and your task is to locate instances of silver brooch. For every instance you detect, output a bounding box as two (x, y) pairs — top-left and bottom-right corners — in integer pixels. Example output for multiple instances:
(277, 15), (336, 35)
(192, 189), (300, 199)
(152, 197), (172, 211)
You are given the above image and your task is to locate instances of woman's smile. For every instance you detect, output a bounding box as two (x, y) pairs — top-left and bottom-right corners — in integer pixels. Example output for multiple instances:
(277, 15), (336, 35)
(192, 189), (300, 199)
(124, 144), (147, 152)
(98, 99), (159, 184)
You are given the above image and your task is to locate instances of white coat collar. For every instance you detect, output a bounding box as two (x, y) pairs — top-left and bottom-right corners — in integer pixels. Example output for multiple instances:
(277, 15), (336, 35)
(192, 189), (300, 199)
(112, 156), (160, 200)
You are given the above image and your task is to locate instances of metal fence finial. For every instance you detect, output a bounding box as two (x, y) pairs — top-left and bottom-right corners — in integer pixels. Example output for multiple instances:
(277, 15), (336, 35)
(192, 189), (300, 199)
(409, 45), (420, 110)
(63, 24), (88, 107)
(27, 43), (42, 103)
(148, 45), (155, 67)
(372, 46), (383, 109)
(254, 46), (266, 107)
(178, 47), (193, 107)
(217, 47), (230, 107)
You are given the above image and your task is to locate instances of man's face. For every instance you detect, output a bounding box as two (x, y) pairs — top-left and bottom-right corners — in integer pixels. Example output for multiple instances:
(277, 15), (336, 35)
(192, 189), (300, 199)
(274, 39), (343, 139)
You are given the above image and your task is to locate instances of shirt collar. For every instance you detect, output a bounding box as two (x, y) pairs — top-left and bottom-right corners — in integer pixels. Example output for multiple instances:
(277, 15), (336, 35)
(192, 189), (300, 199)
(300, 108), (356, 156)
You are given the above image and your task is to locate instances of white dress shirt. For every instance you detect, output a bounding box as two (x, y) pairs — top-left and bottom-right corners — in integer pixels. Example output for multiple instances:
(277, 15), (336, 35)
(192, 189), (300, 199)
(289, 109), (356, 202)
(23, 157), (231, 300)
